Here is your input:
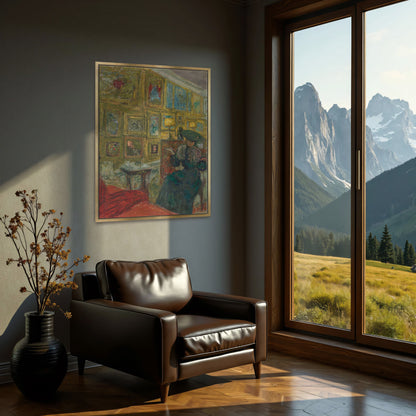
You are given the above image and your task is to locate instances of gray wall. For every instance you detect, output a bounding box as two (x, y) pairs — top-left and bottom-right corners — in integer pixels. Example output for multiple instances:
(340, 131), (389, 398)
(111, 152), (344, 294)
(245, 0), (275, 299)
(245, 1), (266, 299)
(0, 0), (246, 362)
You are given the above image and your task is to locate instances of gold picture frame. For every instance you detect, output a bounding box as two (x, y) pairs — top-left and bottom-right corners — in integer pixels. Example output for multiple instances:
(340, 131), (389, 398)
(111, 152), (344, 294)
(95, 62), (211, 221)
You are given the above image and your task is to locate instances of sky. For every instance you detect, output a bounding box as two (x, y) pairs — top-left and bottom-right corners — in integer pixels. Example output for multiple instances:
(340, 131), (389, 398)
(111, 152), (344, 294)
(294, 0), (416, 112)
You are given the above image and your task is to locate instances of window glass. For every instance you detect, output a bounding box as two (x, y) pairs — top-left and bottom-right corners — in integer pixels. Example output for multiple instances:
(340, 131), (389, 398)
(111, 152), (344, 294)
(365, 0), (416, 343)
(293, 18), (352, 329)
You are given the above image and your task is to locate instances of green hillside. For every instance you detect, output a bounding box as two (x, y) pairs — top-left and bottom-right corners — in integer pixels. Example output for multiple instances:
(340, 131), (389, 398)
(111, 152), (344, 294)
(369, 205), (416, 246)
(300, 187), (350, 233)
(300, 157), (416, 247)
(294, 167), (334, 222)
(366, 157), (416, 229)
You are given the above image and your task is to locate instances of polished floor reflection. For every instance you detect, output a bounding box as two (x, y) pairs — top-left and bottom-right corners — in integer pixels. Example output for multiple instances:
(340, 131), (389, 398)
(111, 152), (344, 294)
(0, 352), (415, 415)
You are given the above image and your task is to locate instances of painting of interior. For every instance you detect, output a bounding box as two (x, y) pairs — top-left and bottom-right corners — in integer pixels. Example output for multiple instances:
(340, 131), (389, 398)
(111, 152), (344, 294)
(95, 62), (210, 221)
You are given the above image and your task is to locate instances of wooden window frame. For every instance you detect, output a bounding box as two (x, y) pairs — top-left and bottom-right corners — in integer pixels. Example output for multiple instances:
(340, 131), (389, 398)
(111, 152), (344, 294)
(265, 0), (416, 383)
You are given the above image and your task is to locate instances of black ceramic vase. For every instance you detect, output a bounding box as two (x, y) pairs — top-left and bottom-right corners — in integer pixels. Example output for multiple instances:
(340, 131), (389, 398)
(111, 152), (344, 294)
(11, 311), (67, 400)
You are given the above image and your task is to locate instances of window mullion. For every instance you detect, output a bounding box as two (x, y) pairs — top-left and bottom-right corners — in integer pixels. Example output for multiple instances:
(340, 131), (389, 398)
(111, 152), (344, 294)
(352, 3), (366, 343)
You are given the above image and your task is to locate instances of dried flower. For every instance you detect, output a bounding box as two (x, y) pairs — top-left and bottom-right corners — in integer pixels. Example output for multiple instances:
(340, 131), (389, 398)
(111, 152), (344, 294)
(0, 189), (89, 318)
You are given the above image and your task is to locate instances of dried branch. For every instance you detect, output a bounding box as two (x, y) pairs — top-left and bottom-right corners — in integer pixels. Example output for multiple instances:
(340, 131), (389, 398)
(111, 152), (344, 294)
(1, 190), (90, 317)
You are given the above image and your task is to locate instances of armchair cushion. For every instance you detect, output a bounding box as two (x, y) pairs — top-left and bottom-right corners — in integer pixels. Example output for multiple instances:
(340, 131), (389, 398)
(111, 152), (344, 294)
(177, 315), (256, 362)
(182, 291), (267, 363)
(96, 257), (192, 313)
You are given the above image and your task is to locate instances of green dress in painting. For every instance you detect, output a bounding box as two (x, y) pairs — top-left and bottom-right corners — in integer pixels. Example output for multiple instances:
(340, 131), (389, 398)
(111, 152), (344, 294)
(156, 140), (204, 215)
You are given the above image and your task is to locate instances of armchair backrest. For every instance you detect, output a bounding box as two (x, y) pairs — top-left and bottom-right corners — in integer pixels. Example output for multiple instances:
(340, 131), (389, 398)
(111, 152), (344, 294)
(95, 257), (193, 312)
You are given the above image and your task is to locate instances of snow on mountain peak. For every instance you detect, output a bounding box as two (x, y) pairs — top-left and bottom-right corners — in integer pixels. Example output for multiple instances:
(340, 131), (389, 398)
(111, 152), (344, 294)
(366, 93), (416, 157)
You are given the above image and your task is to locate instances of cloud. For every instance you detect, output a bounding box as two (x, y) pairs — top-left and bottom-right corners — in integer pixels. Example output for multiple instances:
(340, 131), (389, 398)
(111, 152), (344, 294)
(366, 29), (388, 43)
(381, 70), (406, 81)
(396, 44), (416, 57)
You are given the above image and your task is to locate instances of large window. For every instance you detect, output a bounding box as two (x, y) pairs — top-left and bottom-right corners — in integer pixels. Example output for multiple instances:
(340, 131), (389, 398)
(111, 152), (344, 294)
(274, 0), (416, 355)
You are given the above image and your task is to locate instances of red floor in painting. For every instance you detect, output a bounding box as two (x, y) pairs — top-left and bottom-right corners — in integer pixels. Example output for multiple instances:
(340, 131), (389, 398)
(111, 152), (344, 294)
(98, 180), (208, 218)
(120, 201), (175, 217)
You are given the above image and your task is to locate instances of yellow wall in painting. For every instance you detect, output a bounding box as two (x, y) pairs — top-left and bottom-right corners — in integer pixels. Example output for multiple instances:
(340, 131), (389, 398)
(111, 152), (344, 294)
(98, 67), (207, 171)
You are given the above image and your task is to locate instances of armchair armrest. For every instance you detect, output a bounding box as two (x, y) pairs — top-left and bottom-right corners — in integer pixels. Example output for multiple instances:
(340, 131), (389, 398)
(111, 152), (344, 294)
(72, 272), (103, 301)
(70, 299), (177, 384)
(182, 291), (267, 362)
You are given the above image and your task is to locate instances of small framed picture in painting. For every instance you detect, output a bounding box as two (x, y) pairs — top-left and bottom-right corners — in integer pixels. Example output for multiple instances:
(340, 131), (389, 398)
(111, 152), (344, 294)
(148, 113), (161, 138)
(95, 62), (211, 221)
(124, 137), (143, 159)
(150, 143), (159, 154)
(104, 111), (121, 136)
(105, 141), (121, 157)
(126, 115), (146, 135)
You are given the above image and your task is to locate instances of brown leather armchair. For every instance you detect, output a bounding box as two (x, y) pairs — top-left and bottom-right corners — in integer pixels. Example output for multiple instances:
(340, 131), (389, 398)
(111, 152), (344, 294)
(70, 258), (267, 402)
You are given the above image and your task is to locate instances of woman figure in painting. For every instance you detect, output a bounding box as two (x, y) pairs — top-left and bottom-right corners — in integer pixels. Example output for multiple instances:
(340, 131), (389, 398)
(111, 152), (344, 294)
(156, 130), (206, 215)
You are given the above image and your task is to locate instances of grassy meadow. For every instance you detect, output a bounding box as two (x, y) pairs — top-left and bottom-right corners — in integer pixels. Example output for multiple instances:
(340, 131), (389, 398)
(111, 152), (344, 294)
(294, 252), (416, 342)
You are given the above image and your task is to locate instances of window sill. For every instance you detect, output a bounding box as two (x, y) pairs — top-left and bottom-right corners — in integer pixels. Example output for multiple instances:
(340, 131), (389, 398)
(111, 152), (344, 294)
(268, 330), (416, 385)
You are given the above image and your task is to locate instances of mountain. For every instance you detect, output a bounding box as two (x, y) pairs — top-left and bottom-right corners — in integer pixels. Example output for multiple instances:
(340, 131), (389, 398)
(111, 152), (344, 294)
(294, 83), (400, 198)
(365, 125), (399, 180)
(294, 83), (349, 198)
(366, 93), (416, 163)
(301, 157), (416, 246)
(327, 104), (397, 181)
(327, 104), (350, 177)
(294, 167), (334, 223)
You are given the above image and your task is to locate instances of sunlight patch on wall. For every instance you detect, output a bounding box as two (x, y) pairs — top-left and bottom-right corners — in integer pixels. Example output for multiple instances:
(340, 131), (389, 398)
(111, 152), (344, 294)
(0, 153), (72, 335)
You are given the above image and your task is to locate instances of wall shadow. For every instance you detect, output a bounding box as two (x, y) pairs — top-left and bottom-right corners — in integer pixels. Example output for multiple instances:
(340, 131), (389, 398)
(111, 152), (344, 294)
(168, 2), (247, 296)
(0, 0), (244, 189)
(0, 0), (249, 367)
(0, 290), (76, 362)
(0, 295), (37, 362)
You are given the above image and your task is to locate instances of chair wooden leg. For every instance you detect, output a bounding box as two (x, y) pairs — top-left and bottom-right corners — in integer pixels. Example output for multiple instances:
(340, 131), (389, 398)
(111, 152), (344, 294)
(253, 362), (261, 379)
(77, 357), (86, 375)
(160, 384), (170, 403)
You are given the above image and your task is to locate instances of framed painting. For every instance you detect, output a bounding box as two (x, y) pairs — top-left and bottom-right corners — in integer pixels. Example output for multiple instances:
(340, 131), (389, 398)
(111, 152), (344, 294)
(95, 62), (211, 221)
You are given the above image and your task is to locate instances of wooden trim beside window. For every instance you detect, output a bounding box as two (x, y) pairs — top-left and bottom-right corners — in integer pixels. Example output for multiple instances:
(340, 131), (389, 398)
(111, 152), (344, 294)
(265, 0), (416, 380)
(282, 22), (292, 330)
(265, 9), (284, 332)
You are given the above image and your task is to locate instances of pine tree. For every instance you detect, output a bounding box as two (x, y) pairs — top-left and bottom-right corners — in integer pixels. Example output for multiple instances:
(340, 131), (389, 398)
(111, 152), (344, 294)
(404, 240), (411, 266)
(398, 246), (404, 265)
(409, 243), (416, 266)
(295, 234), (304, 253)
(378, 224), (394, 263)
(373, 236), (379, 260)
(366, 233), (372, 260)
(394, 244), (403, 265)
(366, 232), (378, 260)
(327, 232), (335, 256)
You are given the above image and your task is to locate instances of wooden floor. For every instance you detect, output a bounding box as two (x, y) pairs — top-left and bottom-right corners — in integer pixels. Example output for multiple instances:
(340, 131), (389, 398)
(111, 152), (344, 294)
(1, 352), (416, 416)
